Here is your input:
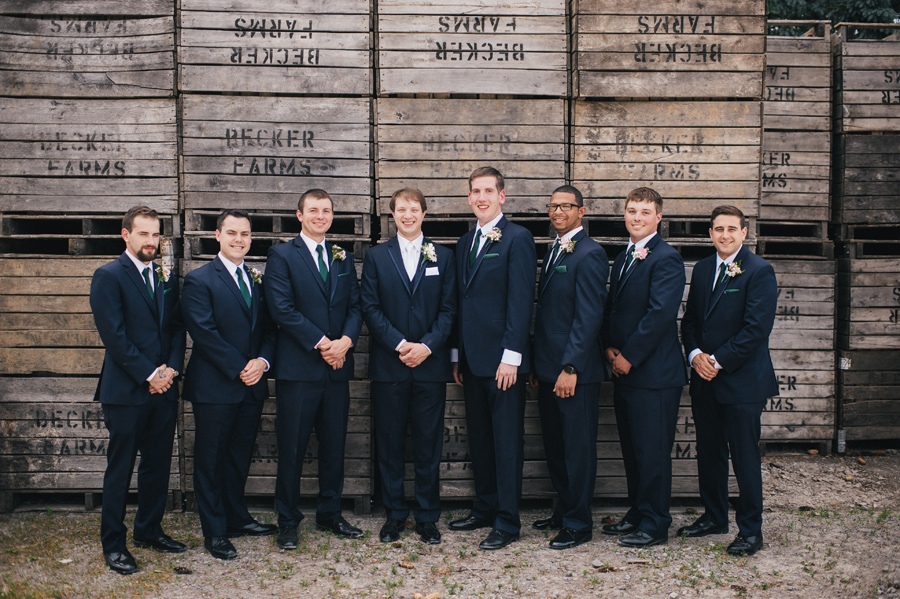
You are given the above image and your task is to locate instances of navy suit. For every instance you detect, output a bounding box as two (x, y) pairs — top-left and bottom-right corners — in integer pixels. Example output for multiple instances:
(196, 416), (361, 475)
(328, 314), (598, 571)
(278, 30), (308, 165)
(361, 237), (457, 522)
(264, 235), (362, 525)
(533, 230), (609, 532)
(601, 234), (687, 538)
(455, 216), (536, 534)
(90, 252), (185, 553)
(181, 256), (276, 538)
(681, 245), (778, 537)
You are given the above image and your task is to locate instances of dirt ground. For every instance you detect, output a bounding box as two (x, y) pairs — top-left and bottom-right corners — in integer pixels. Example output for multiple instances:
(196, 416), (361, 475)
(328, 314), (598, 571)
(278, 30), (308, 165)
(2, 450), (899, 599)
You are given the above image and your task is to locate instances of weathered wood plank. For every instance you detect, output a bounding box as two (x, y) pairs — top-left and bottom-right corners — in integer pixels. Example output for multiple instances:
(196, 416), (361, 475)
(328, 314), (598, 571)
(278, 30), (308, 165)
(0, 1), (174, 16)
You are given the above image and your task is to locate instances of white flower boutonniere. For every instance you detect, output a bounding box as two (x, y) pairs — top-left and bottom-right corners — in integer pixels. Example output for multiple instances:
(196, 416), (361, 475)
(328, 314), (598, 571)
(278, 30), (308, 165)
(248, 267), (263, 285)
(633, 247), (649, 260)
(484, 227), (502, 243)
(563, 239), (577, 253)
(421, 242), (437, 265)
(331, 245), (347, 262)
(726, 261), (743, 279)
(155, 264), (171, 283)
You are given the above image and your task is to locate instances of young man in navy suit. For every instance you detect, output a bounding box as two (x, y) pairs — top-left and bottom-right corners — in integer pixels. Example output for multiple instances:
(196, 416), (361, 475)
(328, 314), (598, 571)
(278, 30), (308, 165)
(601, 187), (687, 548)
(90, 205), (186, 575)
(449, 167), (537, 550)
(181, 210), (278, 560)
(679, 205), (778, 556)
(265, 189), (363, 549)
(360, 188), (457, 545)
(529, 185), (609, 549)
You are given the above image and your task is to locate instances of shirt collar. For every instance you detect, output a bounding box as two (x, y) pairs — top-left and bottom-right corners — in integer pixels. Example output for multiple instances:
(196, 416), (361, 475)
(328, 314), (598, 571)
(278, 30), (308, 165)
(627, 231), (657, 252)
(554, 226), (583, 244)
(300, 231), (326, 254)
(716, 246), (742, 270)
(218, 251), (244, 272)
(397, 233), (424, 253)
(477, 213), (504, 236)
(125, 248), (153, 273)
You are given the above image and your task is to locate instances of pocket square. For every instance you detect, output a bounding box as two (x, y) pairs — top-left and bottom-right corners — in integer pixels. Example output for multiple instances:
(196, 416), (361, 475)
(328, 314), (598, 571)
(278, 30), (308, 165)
(484, 253), (500, 259)
(425, 267), (439, 276)
(338, 272), (349, 277)
(164, 288), (172, 295)
(724, 288), (739, 294)
(554, 265), (567, 273)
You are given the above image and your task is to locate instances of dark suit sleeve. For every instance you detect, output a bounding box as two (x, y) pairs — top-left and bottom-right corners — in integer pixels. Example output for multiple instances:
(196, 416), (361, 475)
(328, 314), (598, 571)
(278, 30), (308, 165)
(264, 246), (327, 349)
(620, 251), (685, 368)
(680, 268), (702, 356)
(600, 256), (619, 350)
(562, 247), (609, 373)
(257, 288), (277, 366)
(90, 266), (157, 383)
(360, 250), (406, 351)
(502, 228), (537, 357)
(712, 262), (778, 372)
(341, 255), (363, 344)
(165, 278), (186, 373)
(181, 273), (247, 380)
(419, 249), (458, 351)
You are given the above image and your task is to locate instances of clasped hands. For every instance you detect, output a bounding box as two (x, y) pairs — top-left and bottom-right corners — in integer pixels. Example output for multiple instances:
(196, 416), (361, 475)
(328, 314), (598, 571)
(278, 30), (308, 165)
(691, 352), (719, 381)
(148, 364), (177, 394)
(452, 361), (518, 391)
(397, 341), (430, 368)
(605, 347), (632, 377)
(319, 335), (353, 370)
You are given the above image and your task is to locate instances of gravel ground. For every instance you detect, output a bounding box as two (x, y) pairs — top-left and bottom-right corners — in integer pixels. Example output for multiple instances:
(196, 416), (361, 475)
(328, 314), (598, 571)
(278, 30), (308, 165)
(1, 451), (899, 599)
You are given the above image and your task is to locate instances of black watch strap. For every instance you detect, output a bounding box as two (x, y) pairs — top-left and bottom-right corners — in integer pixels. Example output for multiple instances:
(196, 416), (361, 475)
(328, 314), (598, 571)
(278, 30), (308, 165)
(563, 365), (577, 375)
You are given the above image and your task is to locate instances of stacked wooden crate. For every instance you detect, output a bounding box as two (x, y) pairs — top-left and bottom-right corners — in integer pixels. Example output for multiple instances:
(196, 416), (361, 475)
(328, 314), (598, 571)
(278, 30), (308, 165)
(177, 0), (375, 509)
(833, 24), (900, 443)
(0, 1), (179, 508)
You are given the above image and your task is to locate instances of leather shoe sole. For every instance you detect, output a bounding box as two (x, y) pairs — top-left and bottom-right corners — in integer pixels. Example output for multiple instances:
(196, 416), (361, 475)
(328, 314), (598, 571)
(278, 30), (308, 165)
(479, 529), (519, 550)
(103, 551), (138, 575)
(549, 527), (592, 550)
(601, 519), (638, 536)
(133, 535), (187, 553)
(315, 517), (364, 539)
(677, 519), (729, 538)
(415, 522), (441, 545)
(205, 537), (237, 560)
(532, 516), (563, 531)
(226, 521), (278, 538)
(727, 534), (763, 556)
(448, 515), (492, 531)
(618, 530), (667, 548)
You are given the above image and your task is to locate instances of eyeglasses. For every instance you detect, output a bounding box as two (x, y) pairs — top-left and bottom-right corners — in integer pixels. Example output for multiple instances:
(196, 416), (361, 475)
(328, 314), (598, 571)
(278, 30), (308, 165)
(546, 203), (578, 213)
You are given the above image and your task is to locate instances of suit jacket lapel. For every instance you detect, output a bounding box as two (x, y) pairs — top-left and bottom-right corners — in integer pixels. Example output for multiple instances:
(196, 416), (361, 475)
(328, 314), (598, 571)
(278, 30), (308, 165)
(214, 257), (251, 318)
(294, 236), (327, 297)
(386, 238), (412, 295)
(326, 241), (341, 303)
(466, 216), (506, 289)
(120, 253), (157, 314)
(249, 266), (260, 329)
(540, 229), (586, 297)
(705, 246), (747, 319)
(616, 234), (660, 298)
(410, 238), (431, 296)
(155, 266), (165, 325)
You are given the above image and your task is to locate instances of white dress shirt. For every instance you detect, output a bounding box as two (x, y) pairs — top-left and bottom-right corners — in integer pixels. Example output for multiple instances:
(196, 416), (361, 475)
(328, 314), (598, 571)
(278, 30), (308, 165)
(688, 247), (742, 371)
(547, 226), (583, 271)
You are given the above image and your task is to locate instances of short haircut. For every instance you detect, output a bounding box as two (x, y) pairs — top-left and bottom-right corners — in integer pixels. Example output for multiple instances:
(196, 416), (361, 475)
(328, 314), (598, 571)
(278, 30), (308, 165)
(298, 188), (332, 212)
(710, 205), (748, 230)
(625, 187), (663, 213)
(216, 209), (251, 231)
(468, 166), (505, 192)
(122, 205), (158, 232)
(390, 187), (427, 212)
(552, 185), (584, 207)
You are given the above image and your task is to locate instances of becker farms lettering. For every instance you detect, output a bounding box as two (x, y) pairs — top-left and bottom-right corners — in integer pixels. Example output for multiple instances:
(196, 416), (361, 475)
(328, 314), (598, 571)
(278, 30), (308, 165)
(232, 157), (312, 175)
(49, 19), (128, 34)
(633, 42), (720, 63)
(47, 160), (125, 176)
(234, 18), (312, 39)
(230, 47), (319, 65)
(225, 128), (314, 148)
(46, 40), (135, 57)
(437, 15), (517, 33)
(637, 15), (717, 34)
(435, 42), (524, 61)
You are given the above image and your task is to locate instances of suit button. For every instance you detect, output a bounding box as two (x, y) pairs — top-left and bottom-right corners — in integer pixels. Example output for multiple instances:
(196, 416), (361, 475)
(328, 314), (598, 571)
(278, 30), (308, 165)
(465, 294), (469, 299)
(702, 327), (708, 332)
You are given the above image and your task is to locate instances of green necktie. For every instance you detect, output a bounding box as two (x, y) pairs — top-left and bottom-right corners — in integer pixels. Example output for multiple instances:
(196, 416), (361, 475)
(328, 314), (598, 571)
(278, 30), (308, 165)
(547, 239), (560, 271)
(713, 262), (728, 294)
(468, 233), (483, 268)
(316, 244), (329, 283)
(622, 247), (636, 275)
(236, 266), (251, 308)
(142, 267), (155, 299)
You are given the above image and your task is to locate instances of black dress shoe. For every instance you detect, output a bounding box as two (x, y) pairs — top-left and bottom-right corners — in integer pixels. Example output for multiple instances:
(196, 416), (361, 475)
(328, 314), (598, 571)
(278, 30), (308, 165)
(103, 550), (138, 575)
(379, 518), (406, 543)
(726, 534), (763, 556)
(415, 522), (441, 544)
(677, 517), (728, 538)
(532, 516), (563, 531)
(601, 518), (638, 536)
(549, 527), (592, 550)
(479, 529), (519, 550)
(276, 525), (299, 550)
(205, 536), (237, 560)
(315, 516), (364, 539)
(133, 533), (187, 553)
(618, 530), (667, 548)
(226, 520), (278, 538)
(448, 514), (492, 531)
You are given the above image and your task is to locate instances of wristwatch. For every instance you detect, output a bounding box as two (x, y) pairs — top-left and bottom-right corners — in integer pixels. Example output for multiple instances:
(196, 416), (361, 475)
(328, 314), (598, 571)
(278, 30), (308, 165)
(563, 365), (577, 375)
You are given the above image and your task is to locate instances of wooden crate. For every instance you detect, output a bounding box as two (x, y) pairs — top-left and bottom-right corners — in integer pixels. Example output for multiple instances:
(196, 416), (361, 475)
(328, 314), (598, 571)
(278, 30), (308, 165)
(181, 381), (373, 511)
(759, 131), (831, 223)
(377, 0), (566, 96)
(375, 98), (565, 216)
(834, 133), (900, 227)
(764, 21), (832, 131)
(0, 98), (178, 213)
(838, 258), (900, 351)
(179, 0), (372, 95)
(0, 6), (175, 98)
(839, 350), (900, 441)
(833, 23), (900, 133)
(571, 0), (766, 99)
(0, 377), (180, 500)
(572, 100), (762, 218)
(181, 95), (373, 216)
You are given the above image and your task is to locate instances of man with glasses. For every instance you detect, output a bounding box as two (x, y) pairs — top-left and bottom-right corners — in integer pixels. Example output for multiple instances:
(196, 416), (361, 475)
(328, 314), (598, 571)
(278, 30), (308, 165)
(529, 186), (609, 549)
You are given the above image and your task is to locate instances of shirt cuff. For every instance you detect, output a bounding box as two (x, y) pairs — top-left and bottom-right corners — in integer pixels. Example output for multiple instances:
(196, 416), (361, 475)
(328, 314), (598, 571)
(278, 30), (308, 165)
(395, 339), (407, 352)
(314, 335), (328, 350)
(710, 354), (723, 370)
(257, 357), (270, 372)
(501, 349), (522, 367)
(146, 368), (159, 382)
(688, 348), (703, 368)
(421, 343), (432, 355)
(450, 348), (458, 363)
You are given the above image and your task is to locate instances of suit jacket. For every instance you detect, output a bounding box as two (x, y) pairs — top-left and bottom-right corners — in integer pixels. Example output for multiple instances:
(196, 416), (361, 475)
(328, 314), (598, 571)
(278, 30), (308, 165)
(181, 256), (276, 404)
(360, 237), (457, 383)
(601, 234), (687, 389)
(90, 252), (185, 405)
(455, 216), (536, 377)
(533, 230), (609, 384)
(264, 235), (362, 382)
(681, 245), (779, 404)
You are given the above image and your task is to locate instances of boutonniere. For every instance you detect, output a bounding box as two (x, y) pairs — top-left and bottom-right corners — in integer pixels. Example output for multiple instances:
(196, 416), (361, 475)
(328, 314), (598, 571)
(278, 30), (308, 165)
(248, 267), (263, 285)
(331, 245), (347, 262)
(633, 247), (649, 260)
(563, 239), (577, 253)
(726, 261), (743, 278)
(155, 264), (171, 283)
(484, 227), (502, 244)
(421, 242), (437, 265)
